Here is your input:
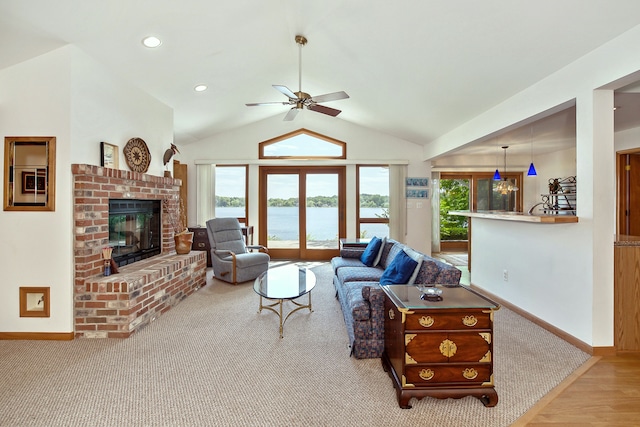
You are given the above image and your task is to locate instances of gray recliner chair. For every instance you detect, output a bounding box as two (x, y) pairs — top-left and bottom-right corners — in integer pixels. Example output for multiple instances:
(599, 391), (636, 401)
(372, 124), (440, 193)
(206, 218), (270, 284)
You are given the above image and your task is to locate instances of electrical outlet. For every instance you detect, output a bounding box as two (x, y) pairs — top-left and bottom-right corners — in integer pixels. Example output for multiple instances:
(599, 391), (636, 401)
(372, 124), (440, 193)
(503, 270), (508, 282)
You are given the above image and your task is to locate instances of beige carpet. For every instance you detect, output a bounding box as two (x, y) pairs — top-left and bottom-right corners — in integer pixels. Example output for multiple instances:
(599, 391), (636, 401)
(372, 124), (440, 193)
(0, 262), (590, 426)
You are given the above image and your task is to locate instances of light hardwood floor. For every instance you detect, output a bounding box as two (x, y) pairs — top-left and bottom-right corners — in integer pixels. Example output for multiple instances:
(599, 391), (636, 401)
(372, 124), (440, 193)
(515, 354), (640, 426)
(437, 256), (640, 426)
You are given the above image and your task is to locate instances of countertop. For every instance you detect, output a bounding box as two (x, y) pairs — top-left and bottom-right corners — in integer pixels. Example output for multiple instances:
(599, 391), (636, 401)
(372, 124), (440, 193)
(449, 210), (579, 224)
(615, 235), (640, 246)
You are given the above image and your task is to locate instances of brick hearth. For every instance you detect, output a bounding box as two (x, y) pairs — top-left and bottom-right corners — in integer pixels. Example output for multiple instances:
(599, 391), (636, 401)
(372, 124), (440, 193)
(72, 164), (206, 338)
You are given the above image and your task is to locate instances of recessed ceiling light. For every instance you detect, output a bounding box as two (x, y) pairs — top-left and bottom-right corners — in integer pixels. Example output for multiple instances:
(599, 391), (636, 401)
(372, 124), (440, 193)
(142, 36), (162, 48)
(194, 85), (208, 92)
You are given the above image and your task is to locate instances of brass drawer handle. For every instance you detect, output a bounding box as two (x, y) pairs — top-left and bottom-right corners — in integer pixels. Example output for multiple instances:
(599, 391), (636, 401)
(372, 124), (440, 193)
(196, 242), (206, 248)
(462, 315), (478, 327)
(419, 315), (434, 328)
(388, 309), (395, 320)
(463, 368), (478, 380)
(419, 369), (435, 381)
(439, 339), (457, 358)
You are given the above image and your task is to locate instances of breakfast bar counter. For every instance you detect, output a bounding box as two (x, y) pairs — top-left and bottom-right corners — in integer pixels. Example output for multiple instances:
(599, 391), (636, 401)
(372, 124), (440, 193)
(449, 210), (579, 224)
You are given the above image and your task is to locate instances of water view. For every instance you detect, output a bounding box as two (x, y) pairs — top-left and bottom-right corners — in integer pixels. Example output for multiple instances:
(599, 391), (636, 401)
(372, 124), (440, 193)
(215, 207), (389, 241)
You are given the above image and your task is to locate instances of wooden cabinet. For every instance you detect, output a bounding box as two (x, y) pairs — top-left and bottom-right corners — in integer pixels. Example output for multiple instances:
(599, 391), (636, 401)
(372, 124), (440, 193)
(189, 227), (211, 267)
(614, 244), (640, 352)
(381, 284), (499, 408)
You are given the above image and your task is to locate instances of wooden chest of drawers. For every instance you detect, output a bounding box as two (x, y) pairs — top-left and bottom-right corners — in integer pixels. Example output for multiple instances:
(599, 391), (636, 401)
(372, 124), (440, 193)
(381, 284), (499, 408)
(188, 227), (212, 267)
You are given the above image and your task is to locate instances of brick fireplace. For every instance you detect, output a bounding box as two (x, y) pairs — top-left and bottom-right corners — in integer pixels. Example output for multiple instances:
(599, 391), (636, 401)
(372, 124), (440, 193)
(72, 164), (206, 338)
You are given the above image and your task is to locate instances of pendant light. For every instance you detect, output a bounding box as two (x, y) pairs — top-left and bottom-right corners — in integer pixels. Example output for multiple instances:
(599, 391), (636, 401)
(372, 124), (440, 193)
(527, 126), (537, 176)
(494, 146), (519, 194)
(493, 145), (501, 180)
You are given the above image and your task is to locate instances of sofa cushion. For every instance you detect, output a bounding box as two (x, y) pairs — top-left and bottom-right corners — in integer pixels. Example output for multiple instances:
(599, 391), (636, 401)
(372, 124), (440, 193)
(435, 265), (463, 284)
(360, 237), (382, 267)
(404, 247), (424, 285)
(331, 256), (366, 272)
(380, 249), (418, 285)
(413, 259), (441, 284)
(337, 266), (385, 284)
(372, 237), (387, 266)
(380, 241), (404, 270)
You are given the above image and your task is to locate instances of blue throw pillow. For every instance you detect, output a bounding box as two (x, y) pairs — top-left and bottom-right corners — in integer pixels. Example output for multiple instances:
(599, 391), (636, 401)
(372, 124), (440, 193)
(360, 237), (382, 267)
(380, 249), (419, 285)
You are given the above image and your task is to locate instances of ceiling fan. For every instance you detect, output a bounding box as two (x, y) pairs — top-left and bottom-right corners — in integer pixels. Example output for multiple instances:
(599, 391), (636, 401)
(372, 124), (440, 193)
(246, 35), (349, 121)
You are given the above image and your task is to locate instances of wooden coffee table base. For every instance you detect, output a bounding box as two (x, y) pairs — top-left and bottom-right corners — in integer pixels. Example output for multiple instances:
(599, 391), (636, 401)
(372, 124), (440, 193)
(381, 352), (498, 409)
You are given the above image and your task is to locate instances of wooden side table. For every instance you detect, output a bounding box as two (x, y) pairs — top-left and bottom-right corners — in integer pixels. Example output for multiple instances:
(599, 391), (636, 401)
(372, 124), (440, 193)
(241, 225), (254, 245)
(339, 238), (370, 249)
(188, 227), (212, 267)
(381, 284), (499, 408)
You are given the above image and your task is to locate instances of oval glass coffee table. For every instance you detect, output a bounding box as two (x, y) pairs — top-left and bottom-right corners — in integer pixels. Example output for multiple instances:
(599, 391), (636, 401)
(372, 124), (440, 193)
(253, 265), (316, 338)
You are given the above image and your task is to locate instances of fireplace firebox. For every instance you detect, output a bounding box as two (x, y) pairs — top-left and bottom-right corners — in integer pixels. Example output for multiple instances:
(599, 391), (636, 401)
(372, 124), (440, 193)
(109, 199), (161, 266)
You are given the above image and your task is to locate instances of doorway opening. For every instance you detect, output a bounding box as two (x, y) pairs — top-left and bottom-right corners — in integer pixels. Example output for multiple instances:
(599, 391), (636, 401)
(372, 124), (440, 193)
(439, 175), (470, 252)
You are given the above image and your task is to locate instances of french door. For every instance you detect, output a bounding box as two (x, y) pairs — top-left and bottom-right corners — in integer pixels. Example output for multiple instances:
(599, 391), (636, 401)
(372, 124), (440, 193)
(259, 166), (346, 260)
(439, 175), (471, 251)
(438, 172), (522, 254)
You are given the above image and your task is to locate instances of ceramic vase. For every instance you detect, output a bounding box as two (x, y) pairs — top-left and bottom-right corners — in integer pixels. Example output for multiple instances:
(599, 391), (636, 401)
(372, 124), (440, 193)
(174, 231), (194, 255)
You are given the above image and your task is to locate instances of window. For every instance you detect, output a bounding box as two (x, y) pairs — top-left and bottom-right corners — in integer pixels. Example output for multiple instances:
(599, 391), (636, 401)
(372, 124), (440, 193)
(215, 165), (248, 224)
(260, 128), (346, 159)
(357, 166), (389, 238)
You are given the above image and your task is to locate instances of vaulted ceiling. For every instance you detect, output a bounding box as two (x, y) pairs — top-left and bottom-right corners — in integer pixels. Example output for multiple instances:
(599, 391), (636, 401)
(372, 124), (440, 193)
(2, 1), (640, 156)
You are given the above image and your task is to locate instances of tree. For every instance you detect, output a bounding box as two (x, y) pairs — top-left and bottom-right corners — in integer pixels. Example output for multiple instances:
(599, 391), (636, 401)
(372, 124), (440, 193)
(439, 179), (469, 240)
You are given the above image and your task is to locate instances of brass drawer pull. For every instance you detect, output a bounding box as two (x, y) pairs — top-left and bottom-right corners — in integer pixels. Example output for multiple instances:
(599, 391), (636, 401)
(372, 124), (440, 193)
(388, 309), (395, 320)
(462, 315), (478, 327)
(419, 369), (435, 381)
(419, 315), (434, 328)
(197, 242), (206, 248)
(439, 339), (457, 358)
(463, 368), (478, 380)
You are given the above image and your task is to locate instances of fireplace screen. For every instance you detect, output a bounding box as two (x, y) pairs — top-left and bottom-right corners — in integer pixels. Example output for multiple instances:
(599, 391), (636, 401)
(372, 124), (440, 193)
(109, 199), (161, 266)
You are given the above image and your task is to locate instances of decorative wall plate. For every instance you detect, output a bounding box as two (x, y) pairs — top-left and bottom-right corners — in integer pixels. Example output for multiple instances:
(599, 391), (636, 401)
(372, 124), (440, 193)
(123, 137), (151, 173)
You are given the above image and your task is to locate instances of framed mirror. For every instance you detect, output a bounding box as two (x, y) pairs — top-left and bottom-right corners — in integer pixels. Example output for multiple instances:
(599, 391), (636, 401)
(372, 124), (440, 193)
(4, 136), (56, 211)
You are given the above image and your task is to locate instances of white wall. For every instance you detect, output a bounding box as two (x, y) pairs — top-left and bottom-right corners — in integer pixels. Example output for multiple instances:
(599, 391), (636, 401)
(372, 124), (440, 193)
(179, 110), (432, 253)
(471, 219), (592, 342)
(69, 50), (174, 176)
(423, 25), (640, 348)
(0, 47), (73, 333)
(0, 46), (173, 334)
(615, 126), (640, 152)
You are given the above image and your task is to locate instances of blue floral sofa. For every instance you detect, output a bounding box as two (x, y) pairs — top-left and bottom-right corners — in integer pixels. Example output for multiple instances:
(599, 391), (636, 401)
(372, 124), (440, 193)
(331, 238), (462, 359)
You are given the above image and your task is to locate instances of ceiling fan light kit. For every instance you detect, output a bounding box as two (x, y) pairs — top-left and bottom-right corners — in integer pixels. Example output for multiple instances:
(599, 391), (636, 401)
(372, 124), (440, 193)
(246, 35), (349, 121)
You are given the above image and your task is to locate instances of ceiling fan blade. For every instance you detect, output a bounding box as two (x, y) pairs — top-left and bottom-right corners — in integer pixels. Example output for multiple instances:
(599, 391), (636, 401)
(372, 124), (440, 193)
(310, 91), (349, 103)
(283, 107), (300, 121)
(308, 104), (342, 117)
(245, 101), (290, 106)
(273, 85), (298, 100)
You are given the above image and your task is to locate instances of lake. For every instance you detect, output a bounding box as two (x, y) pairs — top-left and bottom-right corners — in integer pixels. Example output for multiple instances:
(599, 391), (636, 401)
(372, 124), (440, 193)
(215, 207), (389, 240)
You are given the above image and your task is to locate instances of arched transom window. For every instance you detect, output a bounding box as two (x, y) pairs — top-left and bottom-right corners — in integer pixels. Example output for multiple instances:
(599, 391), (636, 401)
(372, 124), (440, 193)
(259, 129), (346, 159)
